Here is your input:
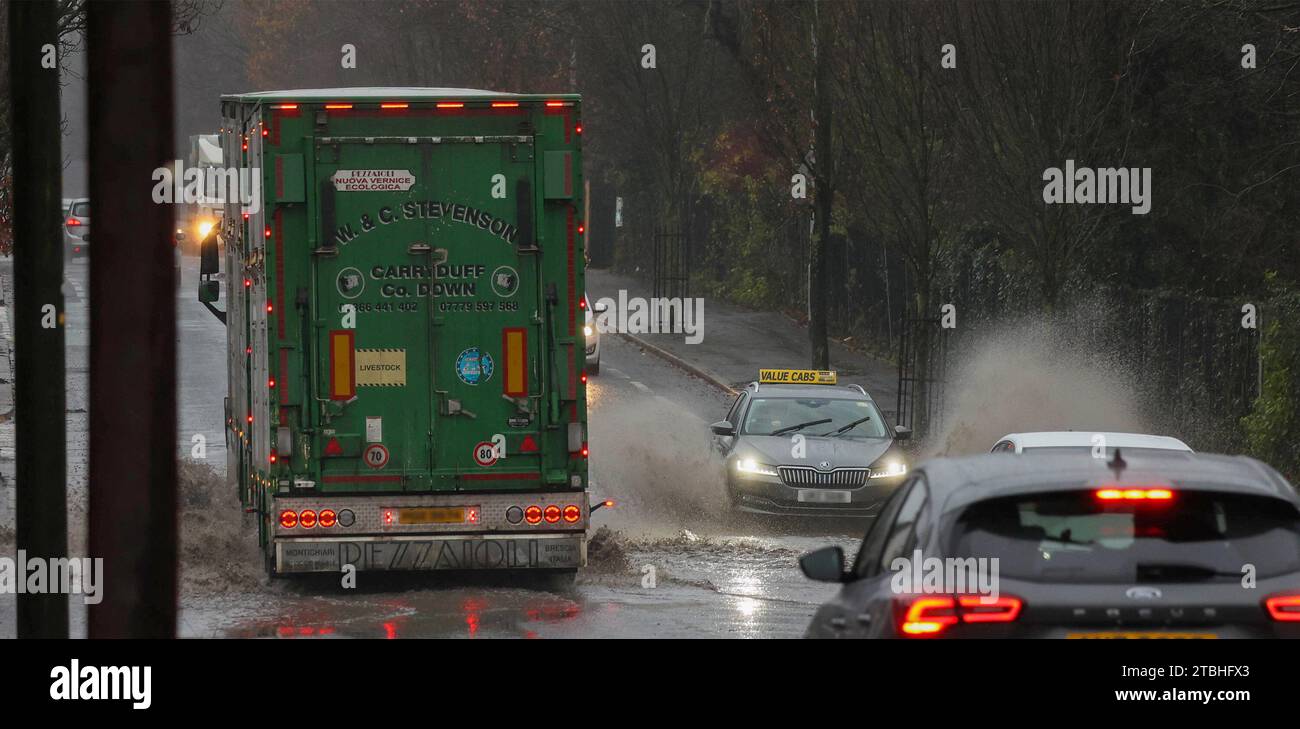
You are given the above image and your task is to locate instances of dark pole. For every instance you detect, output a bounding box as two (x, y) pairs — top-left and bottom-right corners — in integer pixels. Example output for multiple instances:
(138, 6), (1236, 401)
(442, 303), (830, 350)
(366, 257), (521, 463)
(11, 0), (68, 639)
(87, 0), (177, 638)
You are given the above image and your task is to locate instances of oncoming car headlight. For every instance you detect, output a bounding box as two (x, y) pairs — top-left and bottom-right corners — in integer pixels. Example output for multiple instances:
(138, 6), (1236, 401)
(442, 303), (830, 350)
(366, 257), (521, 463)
(870, 460), (907, 479)
(735, 458), (778, 477)
(584, 324), (594, 337)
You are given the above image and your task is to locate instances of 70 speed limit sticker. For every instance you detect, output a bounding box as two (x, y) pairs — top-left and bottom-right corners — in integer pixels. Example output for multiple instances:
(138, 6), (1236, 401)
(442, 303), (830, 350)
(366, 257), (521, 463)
(472, 441), (499, 467)
(363, 443), (390, 469)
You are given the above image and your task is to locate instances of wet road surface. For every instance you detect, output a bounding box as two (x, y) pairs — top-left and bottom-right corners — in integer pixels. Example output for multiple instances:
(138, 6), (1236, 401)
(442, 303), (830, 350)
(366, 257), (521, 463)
(1, 258), (873, 638)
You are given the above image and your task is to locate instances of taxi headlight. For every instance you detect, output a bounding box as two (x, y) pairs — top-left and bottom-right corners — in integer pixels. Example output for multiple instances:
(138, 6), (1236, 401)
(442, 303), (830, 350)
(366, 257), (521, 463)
(735, 458), (778, 477)
(584, 324), (595, 338)
(870, 460), (907, 479)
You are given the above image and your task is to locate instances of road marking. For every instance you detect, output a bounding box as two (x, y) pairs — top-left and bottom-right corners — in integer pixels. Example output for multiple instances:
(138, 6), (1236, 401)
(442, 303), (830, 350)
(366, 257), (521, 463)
(630, 381), (652, 394)
(603, 366), (629, 379)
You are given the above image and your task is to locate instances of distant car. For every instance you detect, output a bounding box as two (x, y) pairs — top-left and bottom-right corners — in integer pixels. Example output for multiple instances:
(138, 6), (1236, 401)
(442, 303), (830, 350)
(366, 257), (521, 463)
(711, 370), (912, 516)
(63, 198), (90, 257)
(801, 451), (1300, 638)
(584, 293), (605, 375)
(990, 431), (1192, 455)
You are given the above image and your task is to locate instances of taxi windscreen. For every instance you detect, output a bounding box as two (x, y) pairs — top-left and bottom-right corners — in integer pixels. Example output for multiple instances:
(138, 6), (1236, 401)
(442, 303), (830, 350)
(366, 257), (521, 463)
(743, 397), (889, 438)
(952, 490), (1300, 583)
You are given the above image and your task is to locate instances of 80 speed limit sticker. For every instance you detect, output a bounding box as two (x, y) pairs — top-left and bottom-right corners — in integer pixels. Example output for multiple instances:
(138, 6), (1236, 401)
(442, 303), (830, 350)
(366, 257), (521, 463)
(472, 441), (499, 467)
(363, 443), (390, 469)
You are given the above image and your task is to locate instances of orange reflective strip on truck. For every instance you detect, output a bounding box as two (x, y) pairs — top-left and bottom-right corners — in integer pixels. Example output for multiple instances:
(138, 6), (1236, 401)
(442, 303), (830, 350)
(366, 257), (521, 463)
(503, 327), (527, 397)
(329, 330), (355, 400)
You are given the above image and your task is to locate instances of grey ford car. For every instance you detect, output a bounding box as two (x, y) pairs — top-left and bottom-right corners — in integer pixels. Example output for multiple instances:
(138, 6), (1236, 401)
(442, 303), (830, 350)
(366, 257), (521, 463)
(711, 373), (911, 516)
(801, 451), (1300, 638)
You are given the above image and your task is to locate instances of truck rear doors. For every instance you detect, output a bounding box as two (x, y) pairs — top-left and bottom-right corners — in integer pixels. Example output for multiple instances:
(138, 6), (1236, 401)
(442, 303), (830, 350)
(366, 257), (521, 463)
(312, 134), (540, 489)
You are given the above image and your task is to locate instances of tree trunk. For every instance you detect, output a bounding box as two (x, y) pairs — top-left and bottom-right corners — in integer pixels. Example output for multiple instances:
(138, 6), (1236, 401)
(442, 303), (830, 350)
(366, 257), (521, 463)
(809, 0), (833, 369)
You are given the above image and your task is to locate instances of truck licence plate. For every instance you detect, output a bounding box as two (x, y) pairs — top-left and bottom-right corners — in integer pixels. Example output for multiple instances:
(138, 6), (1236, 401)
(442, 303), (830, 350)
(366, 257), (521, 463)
(797, 489), (851, 504)
(397, 507), (467, 525)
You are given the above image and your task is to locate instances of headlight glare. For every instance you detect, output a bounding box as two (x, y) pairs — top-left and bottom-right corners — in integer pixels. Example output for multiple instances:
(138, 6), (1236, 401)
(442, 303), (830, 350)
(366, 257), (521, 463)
(870, 460), (907, 479)
(735, 458), (778, 477)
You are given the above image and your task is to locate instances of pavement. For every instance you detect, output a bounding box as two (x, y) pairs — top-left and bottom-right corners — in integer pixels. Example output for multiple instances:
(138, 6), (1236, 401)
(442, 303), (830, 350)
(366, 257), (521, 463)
(586, 268), (899, 412)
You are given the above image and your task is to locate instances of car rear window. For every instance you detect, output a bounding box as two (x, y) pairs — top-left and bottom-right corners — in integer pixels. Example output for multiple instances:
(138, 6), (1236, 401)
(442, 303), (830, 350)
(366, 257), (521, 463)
(71, 202), (90, 217)
(952, 490), (1300, 584)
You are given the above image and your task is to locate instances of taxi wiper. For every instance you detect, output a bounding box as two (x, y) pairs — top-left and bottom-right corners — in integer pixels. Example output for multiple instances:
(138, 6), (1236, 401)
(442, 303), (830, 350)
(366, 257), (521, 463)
(769, 418), (832, 436)
(825, 416), (872, 437)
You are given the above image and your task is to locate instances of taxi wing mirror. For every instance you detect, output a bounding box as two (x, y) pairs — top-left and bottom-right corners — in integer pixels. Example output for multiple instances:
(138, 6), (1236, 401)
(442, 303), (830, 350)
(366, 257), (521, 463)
(799, 546), (847, 583)
(894, 425), (912, 441)
(710, 420), (735, 436)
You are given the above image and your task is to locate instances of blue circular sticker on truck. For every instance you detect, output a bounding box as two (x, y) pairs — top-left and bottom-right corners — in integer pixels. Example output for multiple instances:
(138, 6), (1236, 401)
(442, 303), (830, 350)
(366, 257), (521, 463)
(455, 347), (494, 385)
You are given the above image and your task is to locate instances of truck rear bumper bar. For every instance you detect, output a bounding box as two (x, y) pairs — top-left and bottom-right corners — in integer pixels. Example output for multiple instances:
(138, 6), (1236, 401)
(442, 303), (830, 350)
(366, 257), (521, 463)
(276, 532), (585, 573)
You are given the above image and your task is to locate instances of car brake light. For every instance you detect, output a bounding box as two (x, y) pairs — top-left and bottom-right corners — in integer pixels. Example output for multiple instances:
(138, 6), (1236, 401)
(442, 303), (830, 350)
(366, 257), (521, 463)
(1096, 488), (1174, 501)
(299, 510), (317, 528)
(279, 510), (297, 528)
(563, 505), (580, 523)
(319, 509), (337, 528)
(65, 218), (81, 227)
(957, 595), (1023, 623)
(897, 595), (1023, 636)
(524, 505), (542, 525)
(1265, 594), (1300, 622)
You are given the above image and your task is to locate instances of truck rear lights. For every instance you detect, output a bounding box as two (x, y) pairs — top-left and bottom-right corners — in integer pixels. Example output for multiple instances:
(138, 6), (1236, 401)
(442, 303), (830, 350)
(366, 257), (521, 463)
(524, 505), (543, 525)
(269, 449), (277, 464)
(897, 595), (1023, 637)
(1096, 488), (1174, 501)
(575, 123), (583, 135)
(436, 102), (464, 109)
(1266, 594), (1300, 622)
(380, 103), (408, 109)
(274, 104), (298, 110)
(563, 505), (581, 523)
(324, 104), (352, 110)
(544, 505), (561, 523)
(279, 510), (298, 528)
(491, 101), (519, 108)
(506, 506), (524, 524)
(337, 509), (355, 527)
(299, 510), (317, 528)
(318, 509), (337, 528)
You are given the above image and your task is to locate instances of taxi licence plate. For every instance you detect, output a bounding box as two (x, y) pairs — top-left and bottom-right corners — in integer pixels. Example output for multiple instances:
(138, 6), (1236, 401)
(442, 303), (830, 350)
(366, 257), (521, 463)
(396, 507), (468, 525)
(1066, 631), (1217, 639)
(797, 489), (851, 504)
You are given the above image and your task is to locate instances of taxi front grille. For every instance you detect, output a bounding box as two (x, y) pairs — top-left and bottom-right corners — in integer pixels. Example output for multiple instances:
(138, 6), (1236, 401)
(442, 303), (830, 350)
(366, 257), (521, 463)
(779, 466), (869, 488)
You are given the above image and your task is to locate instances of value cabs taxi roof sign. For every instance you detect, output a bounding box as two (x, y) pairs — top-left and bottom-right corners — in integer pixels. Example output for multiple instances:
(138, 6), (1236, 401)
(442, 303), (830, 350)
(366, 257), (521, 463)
(758, 369), (838, 385)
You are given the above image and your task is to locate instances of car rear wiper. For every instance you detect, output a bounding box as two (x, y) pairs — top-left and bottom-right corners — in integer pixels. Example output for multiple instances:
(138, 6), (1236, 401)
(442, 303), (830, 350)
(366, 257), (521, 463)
(824, 416), (872, 438)
(1135, 563), (1242, 581)
(769, 418), (832, 436)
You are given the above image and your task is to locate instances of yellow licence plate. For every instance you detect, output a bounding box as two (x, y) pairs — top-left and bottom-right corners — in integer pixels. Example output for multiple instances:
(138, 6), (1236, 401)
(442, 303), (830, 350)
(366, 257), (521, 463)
(1067, 631), (1217, 639)
(397, 507), (466, 525)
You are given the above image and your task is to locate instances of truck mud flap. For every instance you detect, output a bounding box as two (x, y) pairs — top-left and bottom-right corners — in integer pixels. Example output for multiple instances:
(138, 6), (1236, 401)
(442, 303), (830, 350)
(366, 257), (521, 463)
(277, 533), (584, 573)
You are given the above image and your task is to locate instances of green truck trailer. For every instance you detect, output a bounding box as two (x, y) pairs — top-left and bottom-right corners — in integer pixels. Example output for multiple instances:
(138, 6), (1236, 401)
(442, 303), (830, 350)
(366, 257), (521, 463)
(198, 87), (592, 578)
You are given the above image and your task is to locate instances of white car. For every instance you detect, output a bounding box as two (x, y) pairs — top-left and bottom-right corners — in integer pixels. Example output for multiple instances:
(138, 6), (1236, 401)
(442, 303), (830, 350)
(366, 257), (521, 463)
(583, 293), (605, 375)
(991, 431), (1193, 455)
